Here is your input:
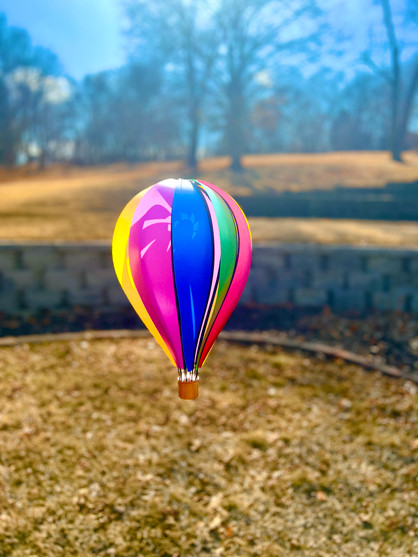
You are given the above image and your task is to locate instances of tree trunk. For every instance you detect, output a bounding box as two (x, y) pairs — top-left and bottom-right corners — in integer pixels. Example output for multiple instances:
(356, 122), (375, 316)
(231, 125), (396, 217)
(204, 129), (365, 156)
(381, 0), (402, 162)
(396, 55), (418, 158)
(390, 56), (402, 161)
(187, 103), (199, 171)
(0, 82), (16, 166)
(230, 153), (243, 171)
(391, 133), (402, 162)
(38, 149), (46, 169)
(226, 85), (245, 172)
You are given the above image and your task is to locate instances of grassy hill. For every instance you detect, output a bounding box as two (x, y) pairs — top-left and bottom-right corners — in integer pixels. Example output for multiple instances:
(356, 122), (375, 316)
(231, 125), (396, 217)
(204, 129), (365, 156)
(1, 151), (418, 245)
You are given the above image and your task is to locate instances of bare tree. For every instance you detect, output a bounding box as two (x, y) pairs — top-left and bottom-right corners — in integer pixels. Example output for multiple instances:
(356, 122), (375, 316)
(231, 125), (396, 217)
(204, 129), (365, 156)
(0, 13), (67, 167)
(124, 0), (218, 170)
(381, 0), (402, 160)
(330, 72), (389, 151)
(75, 62), (181, 164)
(214, 0), (322, 170)
(400, 1), (418, 155)
(0, 14), (32, 165)
(363, 0), (418, 161)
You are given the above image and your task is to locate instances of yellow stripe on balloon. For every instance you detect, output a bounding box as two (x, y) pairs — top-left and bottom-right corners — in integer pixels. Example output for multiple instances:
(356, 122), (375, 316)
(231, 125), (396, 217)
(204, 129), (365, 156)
(112, 190), (147, 284)
(112, 188), (176, 367)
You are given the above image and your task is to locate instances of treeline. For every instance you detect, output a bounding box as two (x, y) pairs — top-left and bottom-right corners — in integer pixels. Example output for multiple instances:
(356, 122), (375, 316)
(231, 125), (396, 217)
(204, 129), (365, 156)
(0, 0), (417, 170)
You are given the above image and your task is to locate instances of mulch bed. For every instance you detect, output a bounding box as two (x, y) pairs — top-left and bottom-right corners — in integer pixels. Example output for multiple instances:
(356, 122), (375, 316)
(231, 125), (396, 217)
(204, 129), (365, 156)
(230, 305), (418, 378)
(0, 304), (416, 379)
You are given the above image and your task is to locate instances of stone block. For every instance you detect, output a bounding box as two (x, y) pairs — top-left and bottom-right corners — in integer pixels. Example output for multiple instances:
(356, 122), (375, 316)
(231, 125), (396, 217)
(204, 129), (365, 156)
(99, 250), (113, 269)
(0, 250), (19, 271)
(22, 247), (59, 270)
(373, 292), (404, 312)
(327, 250), (364, 272)
(253, 282), (289, 305)
(249, 261), (281, 285)
(86, 268), (117, 289)
(63, 248), (102, 269)
(68, 288), (105, 307)
(238, 281), (253, 304)
(391, 285), (418, 298)
(108, 287), (130, 307)
(389, 272), (418, 288)
(367, 255), (403, 274)
(411, 295), (418, 313)
(251, 246), (284, 269)
(312, 271), (345, 289)
(248, 267), (269, 289)
(294, 288), (327, 308)
(8, 269), (38, 289)
(347, 272), (381, 289)
(288, 253), (320, 271)
(410, 257), (418, 274)
(25, 289), (63, 311)
(0, 273), (13, 292)
(275, 270), (305, 289)
(332, 289), (366, 312)
(44, 269), (83, 291)
(0, 289), (19, 314)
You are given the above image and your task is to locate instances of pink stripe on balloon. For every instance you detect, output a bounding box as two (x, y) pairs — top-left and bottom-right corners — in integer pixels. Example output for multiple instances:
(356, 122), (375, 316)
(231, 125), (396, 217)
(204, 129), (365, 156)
(128, 182), (184, 368)
(194, 186), (221, 364)
(197, 181), (252, 367)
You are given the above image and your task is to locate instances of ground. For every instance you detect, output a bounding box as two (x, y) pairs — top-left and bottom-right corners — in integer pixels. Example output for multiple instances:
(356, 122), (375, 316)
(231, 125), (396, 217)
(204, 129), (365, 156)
(1, 151), (418, 245)
(0, 336), (416, 556)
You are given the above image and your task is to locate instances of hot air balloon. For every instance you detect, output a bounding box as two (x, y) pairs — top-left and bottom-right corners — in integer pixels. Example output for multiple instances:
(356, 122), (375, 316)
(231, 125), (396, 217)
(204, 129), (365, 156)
(112, 179), (252, 399)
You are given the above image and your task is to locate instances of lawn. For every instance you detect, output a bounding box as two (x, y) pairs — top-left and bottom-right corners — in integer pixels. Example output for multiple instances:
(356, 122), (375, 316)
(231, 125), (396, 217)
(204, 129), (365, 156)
(0, 335), (416, 556)
(1, 151), (418, 246)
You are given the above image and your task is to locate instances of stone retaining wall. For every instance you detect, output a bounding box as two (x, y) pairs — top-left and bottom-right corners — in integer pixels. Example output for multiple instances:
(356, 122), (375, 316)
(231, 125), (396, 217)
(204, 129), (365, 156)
(0, 242), (417, 316)
(246, 244), (418, 313)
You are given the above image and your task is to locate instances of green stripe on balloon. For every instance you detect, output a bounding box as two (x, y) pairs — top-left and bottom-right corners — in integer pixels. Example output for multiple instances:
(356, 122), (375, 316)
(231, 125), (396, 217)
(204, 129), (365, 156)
(197, 182), (238, 361)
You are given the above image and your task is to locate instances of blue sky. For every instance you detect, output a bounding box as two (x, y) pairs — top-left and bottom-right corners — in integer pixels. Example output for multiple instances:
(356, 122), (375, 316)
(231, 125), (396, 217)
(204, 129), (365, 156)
(0, 0), (414, 80)
(0, 0), (126, 79)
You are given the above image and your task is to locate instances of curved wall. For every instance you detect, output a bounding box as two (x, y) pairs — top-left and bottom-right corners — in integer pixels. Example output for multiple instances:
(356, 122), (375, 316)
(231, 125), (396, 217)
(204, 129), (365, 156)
(0, 242), (417, 316)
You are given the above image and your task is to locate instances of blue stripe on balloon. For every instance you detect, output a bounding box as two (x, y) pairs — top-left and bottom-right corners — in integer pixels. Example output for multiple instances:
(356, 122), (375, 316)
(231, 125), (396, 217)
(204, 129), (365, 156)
(172, 181), (214, 372)
(192, 184), (221, 365)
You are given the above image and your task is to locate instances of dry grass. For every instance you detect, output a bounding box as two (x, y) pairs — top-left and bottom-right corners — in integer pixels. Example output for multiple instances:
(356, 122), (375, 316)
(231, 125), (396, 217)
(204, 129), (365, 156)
(0, 336), (416, 556)
(250, 218), (418, 247)
(1, 151), (418, 245)
(204, 151), (418, 194)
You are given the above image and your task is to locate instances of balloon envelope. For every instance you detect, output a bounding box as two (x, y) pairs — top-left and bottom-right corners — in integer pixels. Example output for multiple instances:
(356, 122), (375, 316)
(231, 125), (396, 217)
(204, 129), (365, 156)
(112, 179), (252, 398)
